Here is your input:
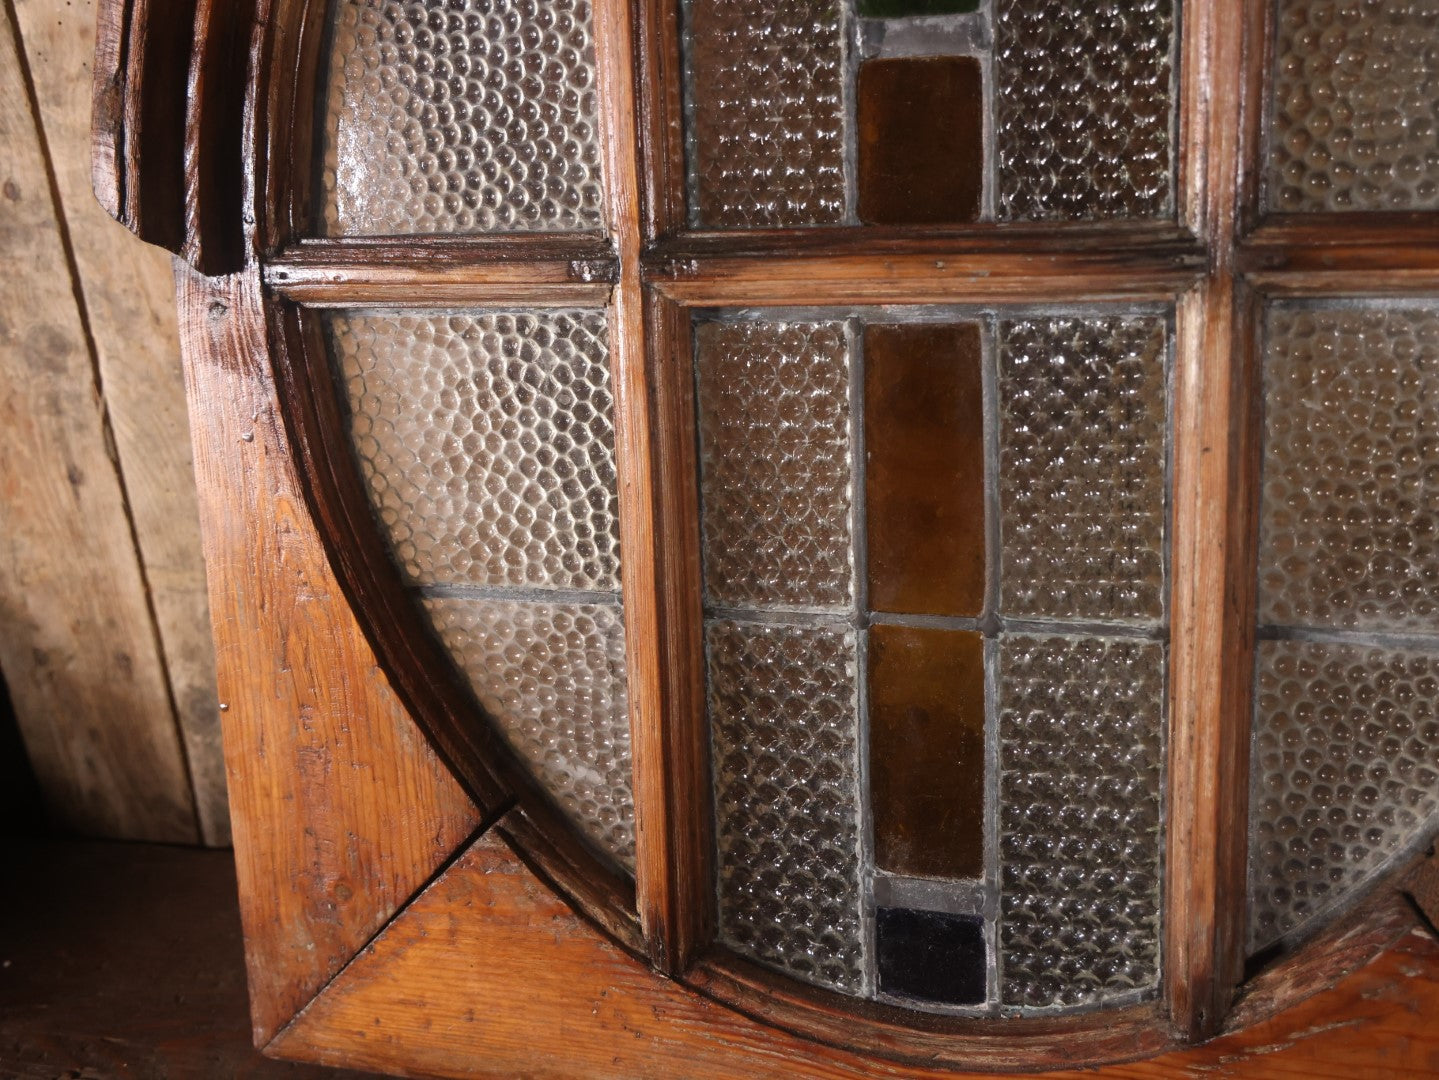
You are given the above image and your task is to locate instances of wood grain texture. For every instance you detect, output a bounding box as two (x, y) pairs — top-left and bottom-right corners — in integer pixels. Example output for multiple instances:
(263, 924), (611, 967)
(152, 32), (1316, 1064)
(174, 265), (481, 1044)
(593, 0), (708, 973)
(1165, 0), (1256, 1041)
(0, 6), (196, 843)
(14, 0), (227, 843)
(269, 836), (1439, 1079)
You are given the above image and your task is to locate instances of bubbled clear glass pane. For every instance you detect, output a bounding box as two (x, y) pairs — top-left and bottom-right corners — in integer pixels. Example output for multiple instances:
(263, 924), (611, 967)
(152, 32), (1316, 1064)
(1267, 0), (1439, 212)
(695, 320), (855, 610)
(1249, 640), (1439, 952)
(1259, 306), (1439, 631)
(682, 0), (847, 228)
(319, 0), (605, 235)
(998, 316), (1168, 622)
(992, 0), (1176, 219)
(325, 310), (620, 592)
(708, 619), (864, 993)
(425, 597), (634, 867)
(999, 634), (1165, 1009)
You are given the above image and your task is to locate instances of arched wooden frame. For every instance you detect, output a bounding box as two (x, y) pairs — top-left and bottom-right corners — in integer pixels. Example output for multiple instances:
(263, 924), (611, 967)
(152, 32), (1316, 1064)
(94, 0), (1439, 1073)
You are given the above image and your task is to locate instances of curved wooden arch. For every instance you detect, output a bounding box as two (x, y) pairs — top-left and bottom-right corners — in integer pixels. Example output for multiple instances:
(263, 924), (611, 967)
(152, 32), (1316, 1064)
(96, 0), (1439, 1071)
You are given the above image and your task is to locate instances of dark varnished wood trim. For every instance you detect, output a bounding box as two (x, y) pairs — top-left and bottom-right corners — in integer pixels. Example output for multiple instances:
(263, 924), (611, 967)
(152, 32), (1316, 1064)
(634, 0), (687, 241)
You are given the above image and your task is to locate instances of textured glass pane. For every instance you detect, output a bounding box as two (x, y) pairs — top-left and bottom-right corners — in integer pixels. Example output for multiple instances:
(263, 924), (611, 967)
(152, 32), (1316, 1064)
(869, 624), (986, 881)
(999, 634), (1164, 1009)
(875, 908), (986, 1006)
(1260, 306), (1439, 630)
(1268, 0), (1439, 212)
(425, 598), (633, 868)
(708, 619), (863, 992)
(695, 321), (855, 609)
(994, 0), (1175, 220)
(684, 0), (847, 227)
(327, 310), (620, 591)
(1249, 640), (1439, 953)
(998, 317), (1168, 622)
(320, 0), (605, 235)
(864, 323), (985, 617)
(858, 58), (984, 225)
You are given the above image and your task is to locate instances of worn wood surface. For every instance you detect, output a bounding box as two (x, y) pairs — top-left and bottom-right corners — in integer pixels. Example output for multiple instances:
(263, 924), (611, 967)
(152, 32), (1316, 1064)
(12, 0), (227, 844)
(269, 836), (1439, 1080)
(175, 264), (482, 1045)
(1165, 0), (1256, 1040)
(0, 839), (381, 1079)
(0, 4), (197, 844)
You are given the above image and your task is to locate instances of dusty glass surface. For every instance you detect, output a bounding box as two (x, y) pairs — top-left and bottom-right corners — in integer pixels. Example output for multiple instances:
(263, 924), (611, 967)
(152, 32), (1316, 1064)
(319, 0), (605, 235)
(998, 316), (1168, 622)
(327, 310), (620, 591)
(875, 907), (987, 1005)
(1248, 640), (1439, 952)
(1259, 305), (1439, 631)
(325, 308), (632, 873)
(999, 634), (1165, 1009)
(993, 0), (1175, 220)
(684, 0), (847, 227)
(1267, 0), (1439, 212)
(707, 619), (865, 993)
(426, 597), (633, 867)
(695, 320), (855, 610)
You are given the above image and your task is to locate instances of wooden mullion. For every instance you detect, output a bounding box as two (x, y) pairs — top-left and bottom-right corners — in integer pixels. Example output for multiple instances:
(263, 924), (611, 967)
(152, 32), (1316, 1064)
(635, 0), (688, 241)
(1165, 0), (1255, 1042)
(593, 0), (706, 973)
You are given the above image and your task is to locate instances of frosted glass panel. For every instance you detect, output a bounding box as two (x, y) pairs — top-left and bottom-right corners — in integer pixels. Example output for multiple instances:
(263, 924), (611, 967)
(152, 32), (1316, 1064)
(993, 0), (1176, 220)
(684, 0), (847, 227)
(1259, 306), (1439, 631)
(999, 634), (1165, 1009)
(320, 0), (605, 235)
(999, 316), (1168, 622)
(708, 619), (864, 993)
(327, 310), (620, 592)
(1267, 0), (1439, 212)
(426, 597), (634, 867)
(1249, 640), (1439, 952)
(695, 320), (855, 610)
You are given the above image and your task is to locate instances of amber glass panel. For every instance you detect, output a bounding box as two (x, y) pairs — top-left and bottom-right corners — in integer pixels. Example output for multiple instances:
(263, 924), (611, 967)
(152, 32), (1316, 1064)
(870, 624), (986, 881)
(858, 57), (984, 225)
(865, 323), (985, 617)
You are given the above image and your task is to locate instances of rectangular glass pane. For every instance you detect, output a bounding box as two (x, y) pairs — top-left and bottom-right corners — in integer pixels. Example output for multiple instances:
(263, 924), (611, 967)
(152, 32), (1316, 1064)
(1259, 305), (1439, 631)
(857, 0), (981, 14)
(326, 310), (620, 592)
(695, 320), (855, 610)
(425, 597), (633, 868)
(1267, 0), (1439, 212)
(858, 57), (984, 225)
(684, 0), (847, 228)
(708, 619), (864, 993)
(994, 0), (1176, 219)
(319, 0), (605, 235)
(998, 316), (1167, 622)
(1249, 640), (1439, 953)
(999, 634), (1164, 1009)
(869, 623), (986, 880)
(864, 322), (985, 616)
(876, 907), (986, 1006)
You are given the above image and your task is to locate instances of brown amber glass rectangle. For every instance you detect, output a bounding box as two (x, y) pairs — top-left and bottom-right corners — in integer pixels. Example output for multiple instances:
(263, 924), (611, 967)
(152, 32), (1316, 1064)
(858, 57), (984, 225)
(869, 624), (986, 881)
(864, 323), (985, 617)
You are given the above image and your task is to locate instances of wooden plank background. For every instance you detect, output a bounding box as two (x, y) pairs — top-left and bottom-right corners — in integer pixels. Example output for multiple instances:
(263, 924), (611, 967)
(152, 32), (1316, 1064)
(0, 1), (224, 845)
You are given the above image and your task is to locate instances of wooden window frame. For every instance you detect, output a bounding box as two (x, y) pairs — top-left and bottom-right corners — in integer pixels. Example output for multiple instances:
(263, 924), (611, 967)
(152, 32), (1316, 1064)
(93, 0), (1439, 1073)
